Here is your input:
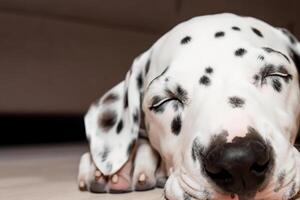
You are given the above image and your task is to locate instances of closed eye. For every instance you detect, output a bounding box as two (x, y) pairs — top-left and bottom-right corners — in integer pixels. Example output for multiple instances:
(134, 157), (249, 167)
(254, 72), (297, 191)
(266, 72), (291, 78)
(149, 98), (180, 110)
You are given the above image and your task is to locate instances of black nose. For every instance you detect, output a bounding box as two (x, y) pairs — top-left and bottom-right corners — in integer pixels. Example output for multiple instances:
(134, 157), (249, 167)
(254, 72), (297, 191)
(203, 137), (273, 195)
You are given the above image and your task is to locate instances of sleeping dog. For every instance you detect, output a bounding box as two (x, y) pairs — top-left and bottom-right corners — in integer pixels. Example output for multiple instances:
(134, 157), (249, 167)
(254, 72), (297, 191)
(78, 13), (300, 200)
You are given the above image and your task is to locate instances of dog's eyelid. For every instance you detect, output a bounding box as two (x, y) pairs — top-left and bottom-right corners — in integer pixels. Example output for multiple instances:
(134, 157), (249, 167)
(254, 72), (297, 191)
(268, 72), (290, 77)
(149, 98), (180, 109)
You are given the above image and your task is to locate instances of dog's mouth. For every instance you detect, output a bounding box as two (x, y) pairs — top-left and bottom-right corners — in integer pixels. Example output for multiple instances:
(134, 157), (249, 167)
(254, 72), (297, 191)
(174, 165), (300, 200)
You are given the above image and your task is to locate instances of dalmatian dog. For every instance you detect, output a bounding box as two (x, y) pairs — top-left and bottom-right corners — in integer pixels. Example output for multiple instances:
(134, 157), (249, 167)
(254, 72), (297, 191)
(77, 13), (300, 200)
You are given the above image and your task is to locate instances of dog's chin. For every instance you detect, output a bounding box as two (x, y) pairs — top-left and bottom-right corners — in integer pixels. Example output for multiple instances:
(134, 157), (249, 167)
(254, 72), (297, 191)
(165, 169), (300, 200)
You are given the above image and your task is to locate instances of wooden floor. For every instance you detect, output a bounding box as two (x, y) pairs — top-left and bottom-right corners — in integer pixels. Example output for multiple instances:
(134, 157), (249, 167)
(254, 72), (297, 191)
(0, 143), (162, 200)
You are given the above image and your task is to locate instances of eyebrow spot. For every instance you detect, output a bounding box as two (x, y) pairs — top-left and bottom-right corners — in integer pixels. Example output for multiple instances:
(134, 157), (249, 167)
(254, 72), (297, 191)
(175, 85), (188, 102)
(228, 96), (245, 108)
(215, 31), (225, 38)
(235, 48), (247, 57)
(181, 36), (192, 44)
(251, 27), (263, 37)
(199, 75), (211, 86)
(257, 55), (265, 61)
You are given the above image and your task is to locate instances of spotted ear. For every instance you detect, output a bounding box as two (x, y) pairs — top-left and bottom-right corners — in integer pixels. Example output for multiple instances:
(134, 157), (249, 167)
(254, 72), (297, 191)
(84, 50), (151, 176)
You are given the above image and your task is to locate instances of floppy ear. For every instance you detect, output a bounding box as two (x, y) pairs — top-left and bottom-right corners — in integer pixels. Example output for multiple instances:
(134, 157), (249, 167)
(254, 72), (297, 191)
(84, 50), (151, 175)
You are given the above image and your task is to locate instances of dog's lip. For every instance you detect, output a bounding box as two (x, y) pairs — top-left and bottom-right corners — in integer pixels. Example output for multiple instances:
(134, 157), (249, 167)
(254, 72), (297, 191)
(178, 167), (216, 199)
(177, 167), (299, 200)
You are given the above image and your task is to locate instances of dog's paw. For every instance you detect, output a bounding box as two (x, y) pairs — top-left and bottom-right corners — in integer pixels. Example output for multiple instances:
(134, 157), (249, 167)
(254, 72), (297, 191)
(77, 152), (107, 193)
(78, 139), (161, 193)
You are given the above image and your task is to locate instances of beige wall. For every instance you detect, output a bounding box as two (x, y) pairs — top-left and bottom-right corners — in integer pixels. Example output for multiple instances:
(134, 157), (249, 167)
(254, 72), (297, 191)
(0, 0), (299, 114)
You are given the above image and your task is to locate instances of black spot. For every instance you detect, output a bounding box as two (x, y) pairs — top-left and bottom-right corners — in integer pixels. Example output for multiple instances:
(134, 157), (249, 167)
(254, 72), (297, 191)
(127, 139), (136, 156)
(257, 55), (265, 61)
(232, 26), (241, 31)
(274, 171), (286, 192)
(175, 85), (188, 102)
(101, 146), (110, 162)
(124, 89), (128, 109)
(181, 36), (192, 44)
(171, 115), (182, 135)
(137, 72), (143, 90)
(106, 162), (112, 173)
(172, 101), (180, 111)
(272, 78), (282, 92)
(102, 93), (119, 104)
(215, 31), (225, 38)
(235, 48), (247, 57)
(133, 108), (139, 124)
(252, 27), (263, 37)
(262, 47), (290, 63)
(280, 28), (297, 44)
(98, 110), (117, 131)
(228, 96), (245, 108)
(253, 74), (260, 85)
(199, 75), (211, 86)
(116, 120), (123, 134)
(205, 67), (213, 74)
(145, 59), (151, 75)
(191, 137), (204, 162)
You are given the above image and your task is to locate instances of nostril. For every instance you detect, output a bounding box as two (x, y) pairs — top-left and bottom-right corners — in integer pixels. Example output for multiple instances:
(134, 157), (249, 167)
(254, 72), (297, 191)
(205, 167), (233, 184)
(250, 160), (270, 176)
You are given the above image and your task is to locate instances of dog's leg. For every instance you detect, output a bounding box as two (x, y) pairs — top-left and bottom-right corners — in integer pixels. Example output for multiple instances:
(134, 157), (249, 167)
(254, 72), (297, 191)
(77, 152), (107, 193)
(132, 138), (159, 191)
(156, 158), (168, 188)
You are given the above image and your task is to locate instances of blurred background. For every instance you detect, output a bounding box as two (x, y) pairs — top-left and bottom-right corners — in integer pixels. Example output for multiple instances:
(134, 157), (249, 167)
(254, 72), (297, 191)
(0, 0), (299, 145)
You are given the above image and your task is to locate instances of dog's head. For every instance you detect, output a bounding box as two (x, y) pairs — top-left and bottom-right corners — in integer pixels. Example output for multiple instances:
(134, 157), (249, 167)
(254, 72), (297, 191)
(142, 22), (300, 199)
(85, 14), (300, 199)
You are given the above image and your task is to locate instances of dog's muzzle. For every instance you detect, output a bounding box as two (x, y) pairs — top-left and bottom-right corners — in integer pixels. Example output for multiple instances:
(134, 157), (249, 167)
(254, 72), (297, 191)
(203, 134), (274, 197)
